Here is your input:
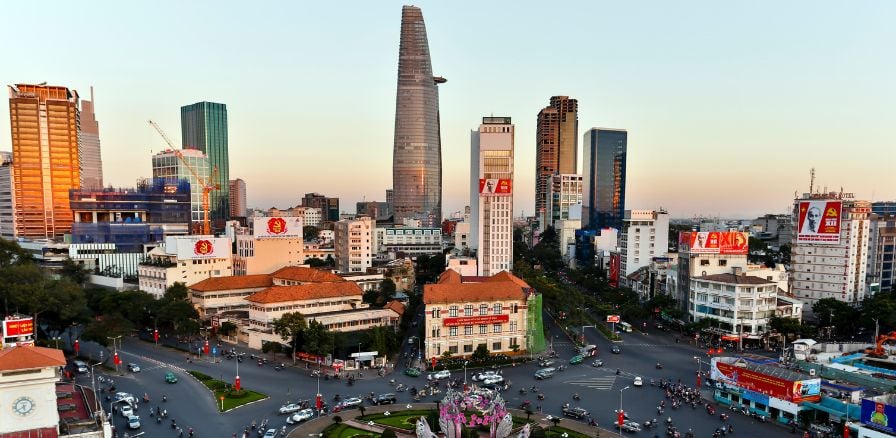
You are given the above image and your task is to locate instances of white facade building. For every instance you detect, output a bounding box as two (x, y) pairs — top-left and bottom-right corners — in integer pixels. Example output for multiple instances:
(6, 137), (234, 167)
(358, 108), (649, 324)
(234, 217), (305, 276)
(789, 193), (871, 309)
(547, 173), (583, 227)
(470, 117), (514, 276)
(137, 235), (233, 298)
(619, 209), (670, 276)
(334, 216), (373, 273)
(454, 221), (471, 250)
(374, 226), (442, 257)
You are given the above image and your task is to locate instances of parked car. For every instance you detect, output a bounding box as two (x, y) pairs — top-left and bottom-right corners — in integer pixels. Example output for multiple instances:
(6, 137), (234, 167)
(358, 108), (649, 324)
(611, 345), (621, 354)
(592, 359), (604, 367)
(633, 377), (643, 387)
(279, 403), (302, 414)
(428, 370), (451, 381)
(126, 363), (141, 372)
(375, 393), (397, 405)
(404, 368), (421, 377)
(562, 406), (589, 419)
(286, 408), (314, 424)
(120, 405), (134, 418)
(164, 372), (178, 383)
(127, 415), (140, 429)
(338, 397), (363, 409)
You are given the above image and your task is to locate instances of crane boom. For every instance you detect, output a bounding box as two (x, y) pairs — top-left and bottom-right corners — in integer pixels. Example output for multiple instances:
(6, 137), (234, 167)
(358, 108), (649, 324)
(147, 119), (216, 235)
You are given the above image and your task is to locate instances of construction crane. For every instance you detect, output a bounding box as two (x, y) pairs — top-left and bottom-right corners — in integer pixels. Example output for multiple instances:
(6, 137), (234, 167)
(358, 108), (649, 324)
(865, 331), (896, 359)
(147, 120), (219, 235)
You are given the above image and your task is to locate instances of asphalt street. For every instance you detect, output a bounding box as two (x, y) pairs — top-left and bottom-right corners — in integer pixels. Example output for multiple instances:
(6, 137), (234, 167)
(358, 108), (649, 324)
(69, 310), (792, 438)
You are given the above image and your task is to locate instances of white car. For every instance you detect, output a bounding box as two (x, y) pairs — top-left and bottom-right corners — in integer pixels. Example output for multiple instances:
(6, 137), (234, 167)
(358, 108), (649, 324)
(287, 408), (314, 424)
(338, 397), (363, 409)
(428, 370), (451, 381)
(263, 429), (277, 438)
(482, 375), (504, 385)
(114, 392), (137, 405)
(126, 363), (140, 372)
(127, 415), (141, 429)
(633, 377), (643, 387)
(473, 371), (498, 382)
(279, 403), (302, 414)
(120, 405), (134, 418)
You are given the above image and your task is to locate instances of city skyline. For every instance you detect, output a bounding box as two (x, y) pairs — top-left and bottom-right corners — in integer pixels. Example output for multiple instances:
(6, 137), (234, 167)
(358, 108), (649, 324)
(1, 1), (894, 218)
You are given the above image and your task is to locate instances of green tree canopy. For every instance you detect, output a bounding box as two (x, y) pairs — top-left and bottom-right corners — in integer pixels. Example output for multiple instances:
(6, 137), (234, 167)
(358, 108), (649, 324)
(272, 312), (307, 349)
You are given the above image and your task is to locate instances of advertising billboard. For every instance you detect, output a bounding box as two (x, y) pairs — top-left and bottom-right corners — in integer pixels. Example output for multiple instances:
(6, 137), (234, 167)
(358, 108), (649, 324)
(3, 318), (34, 336)
(442, 314), (509, 327)
(710, 358), (821, 403)
(172, 237), (232, 260)
(678, 231), (748, 255)
(796, 200), (842, 244)
(253, 216), (303, 239)
(479, 179), (512, 196)
(609, 253), (621, 287)
(861, 397), (896, 434)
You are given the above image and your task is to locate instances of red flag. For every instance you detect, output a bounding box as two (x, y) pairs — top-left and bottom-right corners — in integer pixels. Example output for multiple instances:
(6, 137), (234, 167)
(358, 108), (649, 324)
(697, 374), (702, 388)
(617, 411), (625, 427)
(431, 357), (436, 369)
(73, 339), (80, 353)
(203, 340), (210, 355)
(316, 394), (322, 410)
(113, 352), (121, 365)
(843, 423), (850, 438)
(234, 375), (241, 391)
(153, 329), (159, 342)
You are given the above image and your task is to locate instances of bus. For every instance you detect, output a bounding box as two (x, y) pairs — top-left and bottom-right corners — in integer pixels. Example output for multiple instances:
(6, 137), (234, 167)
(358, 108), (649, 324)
(618, 322), (633, 333)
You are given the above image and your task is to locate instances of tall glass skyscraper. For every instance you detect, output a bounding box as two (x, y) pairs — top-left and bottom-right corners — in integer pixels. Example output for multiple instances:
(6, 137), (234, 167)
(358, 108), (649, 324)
(392, 5), (445, 227)
(181, 101), (229, 225)
(582, 128), (627, 231)
(79, 86), (104, 190)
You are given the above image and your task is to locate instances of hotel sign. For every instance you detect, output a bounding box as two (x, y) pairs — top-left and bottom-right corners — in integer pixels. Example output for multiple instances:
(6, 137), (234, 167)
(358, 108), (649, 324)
(443, 314), (509, 327)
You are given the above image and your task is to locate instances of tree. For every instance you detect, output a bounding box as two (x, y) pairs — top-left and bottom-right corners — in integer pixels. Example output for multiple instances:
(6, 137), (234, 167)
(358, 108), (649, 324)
(362, 326), (400, 357)
(272, 312), (307, 359)
(380, 278), (397, 301)
(219, 321), (238, 336)
(302, 320), (334, 356)
(60, 258), (91, 286)
(472, 344), (490, 362)
(0, 238), (33, 267)
(813, 298), (859, 337)
(550, 417), (561, 428)
(769, 316), (803, 337)
(381, 430), (397, 438)
(157, 283), (200, 335)
(303, 226), (321, 241)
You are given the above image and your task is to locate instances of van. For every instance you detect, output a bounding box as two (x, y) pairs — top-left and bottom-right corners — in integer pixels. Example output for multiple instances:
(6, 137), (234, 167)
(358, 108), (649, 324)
(579, 345), (597, 355)
(534, 368), (556, 380)
(73, 361), (88, 374)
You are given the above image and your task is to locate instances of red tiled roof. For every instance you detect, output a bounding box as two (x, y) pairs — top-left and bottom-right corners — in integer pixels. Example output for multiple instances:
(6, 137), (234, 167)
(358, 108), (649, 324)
(384, 300), (406, 316)
(485, 271), (531, 288)
(272, 266), (344, 283)
(189, 274), (273, 291)
(437, 269), (462, 284)
(246, 282), (362, 304)
(0, 346), (66, 371)
(424, 282), (526, 304)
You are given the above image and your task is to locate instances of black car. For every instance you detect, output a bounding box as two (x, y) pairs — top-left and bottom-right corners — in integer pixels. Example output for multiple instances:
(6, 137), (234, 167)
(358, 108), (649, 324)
(374, 393), (397, 405)
(562, 406), (589, 419)
(610, 345), (621, 354)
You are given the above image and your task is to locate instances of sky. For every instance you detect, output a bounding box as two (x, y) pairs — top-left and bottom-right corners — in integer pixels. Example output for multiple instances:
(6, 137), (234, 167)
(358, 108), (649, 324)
(1, 1), (894, 219)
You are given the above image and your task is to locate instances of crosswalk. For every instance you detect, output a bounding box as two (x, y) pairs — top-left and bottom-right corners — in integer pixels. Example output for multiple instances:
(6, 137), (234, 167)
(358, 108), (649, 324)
(562, 376), (617, 390)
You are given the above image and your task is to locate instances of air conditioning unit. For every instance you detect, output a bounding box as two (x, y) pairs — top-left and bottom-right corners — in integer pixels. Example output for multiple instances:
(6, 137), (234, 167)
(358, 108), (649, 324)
(809, 369), (816, 376)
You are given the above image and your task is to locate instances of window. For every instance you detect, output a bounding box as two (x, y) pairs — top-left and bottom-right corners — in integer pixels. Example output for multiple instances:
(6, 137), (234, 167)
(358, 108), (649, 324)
(463, 344), (473, 353)
(449, 306), (458, 317)
(511, 303), (518, 313)
(431, 307), (440, 318)
(464, 304), (473, 316)
(449, 327), (458, 336)
(492, 341), (502, 351)
(493, 324), (501, 333)
(431, 327), (440, 337)
(479, 325), (487, 334)
(493, 303), (502, 314)
(509, 321), (517, 332)
(480, 304), (488, 315)
(449, 345), (458, 354)
(700, 260), (710, 266)
(464, 326), (473, 335)
(718, 260), (727, 266)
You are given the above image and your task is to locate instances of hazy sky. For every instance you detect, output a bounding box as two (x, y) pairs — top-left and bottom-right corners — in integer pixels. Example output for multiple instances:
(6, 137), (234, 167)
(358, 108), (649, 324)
(2, 1), (894, 219)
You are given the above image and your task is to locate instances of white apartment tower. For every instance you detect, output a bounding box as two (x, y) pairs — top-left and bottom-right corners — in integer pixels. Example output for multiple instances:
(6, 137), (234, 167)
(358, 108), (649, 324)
(620, 209), (670, 276)
(790, 192), (871, 308)
(470, 117), (514, 276)
(334, 216), (373, 273)
(546, 173), (583, 226)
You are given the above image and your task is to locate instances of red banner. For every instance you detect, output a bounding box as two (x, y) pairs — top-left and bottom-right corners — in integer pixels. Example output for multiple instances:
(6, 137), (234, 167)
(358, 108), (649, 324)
(609, 253), (620, 287)
(797, 200), (842, 244)
(479, 179), (512, 196)
(294, 351), (326, 363)
(73, 339), (80, 353)
(442, 314), (509, 327)
(234, 375), (241, 391)
(678, 231), (748, 255)
(617, 412), (625, 427)
(711, 360), (821, 403)
(4, 318), (34, 336)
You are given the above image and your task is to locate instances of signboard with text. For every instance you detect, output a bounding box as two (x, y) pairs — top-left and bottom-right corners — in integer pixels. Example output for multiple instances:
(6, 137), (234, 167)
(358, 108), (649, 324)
(171, 236), (232, 260)
(254, 216), (303, 239)
(678, 231), (749, 255)
(479, 179), (512, 196)
(443, 314), (510, 327)
(796, 200), (842, 244)
(710, 358), (820, 403)
(606, 315), (620, 323)
(3, 318), (34, 337)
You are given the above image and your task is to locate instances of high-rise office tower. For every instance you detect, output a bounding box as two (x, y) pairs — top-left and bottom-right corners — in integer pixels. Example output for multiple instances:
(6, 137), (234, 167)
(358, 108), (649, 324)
(229, 178), (247, 218)
(392, 5), (445, 228)
(301, 192), (339, 222)
(535, 96), (578, 226)
(79, 86), (103, 189)
(0, 152), (15, 240)
(582, 128), (627, 231)
(8, 84), (81, 238)
(470, 117), (514, 276)
(181, 101), (229, 224)
(152, 149), (210, 228)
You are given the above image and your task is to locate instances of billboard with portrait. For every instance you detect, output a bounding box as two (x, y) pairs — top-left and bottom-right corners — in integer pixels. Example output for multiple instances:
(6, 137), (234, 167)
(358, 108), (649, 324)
(479, 179), (512, 196)
(253, 216), (303, 239)
(679, 231), (748, 255)
(171, 237), (232, 260)
(862, 397), (896, 434)
(609, 253), (621, 287)
(710, 358), (821, 403)
(796, 200), (842, 244)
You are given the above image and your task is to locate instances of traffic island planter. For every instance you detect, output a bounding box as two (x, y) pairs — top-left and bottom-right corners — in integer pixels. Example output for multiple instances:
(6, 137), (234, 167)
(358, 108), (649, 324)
(187, 370), (268, 412)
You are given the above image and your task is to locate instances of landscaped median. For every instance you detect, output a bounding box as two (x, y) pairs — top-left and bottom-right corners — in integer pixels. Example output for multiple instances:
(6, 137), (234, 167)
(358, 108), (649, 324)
(188, 370), (267, 412)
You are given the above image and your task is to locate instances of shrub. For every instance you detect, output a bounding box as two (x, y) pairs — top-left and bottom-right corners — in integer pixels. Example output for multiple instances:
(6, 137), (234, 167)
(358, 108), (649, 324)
(333, 415), (343, 424)
(381, 429), (397, 438)
(227, 390), (248, 398)
(189, 371), (213, 381)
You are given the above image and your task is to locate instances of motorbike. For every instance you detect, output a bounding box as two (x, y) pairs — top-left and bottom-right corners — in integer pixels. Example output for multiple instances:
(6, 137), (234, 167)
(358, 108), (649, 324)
(572, 394), (580, 401)
(656, 363), (663, 369)
(396, 384), (407, 392)
(537, 394), (545, 401)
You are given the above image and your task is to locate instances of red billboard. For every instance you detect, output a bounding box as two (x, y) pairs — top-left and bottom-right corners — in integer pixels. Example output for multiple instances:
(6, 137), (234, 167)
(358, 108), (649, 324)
(797, 200), (842, 244)
(3, 318), (34, 336)
(479, 179), (512, 196)
(609, 253), (621, 287)
(710, 359), (821, 403)
(678, 231), (748, 255)
(443, 314), (509, 327)
(606, 315), (620, 323)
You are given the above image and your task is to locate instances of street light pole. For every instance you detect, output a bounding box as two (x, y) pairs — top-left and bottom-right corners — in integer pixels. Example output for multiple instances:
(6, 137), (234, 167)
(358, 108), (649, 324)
(463, 361), (468, 388)
(89, 363), (102, 412)
(618, 385), (631, 435)
(107, 335), (123, 373)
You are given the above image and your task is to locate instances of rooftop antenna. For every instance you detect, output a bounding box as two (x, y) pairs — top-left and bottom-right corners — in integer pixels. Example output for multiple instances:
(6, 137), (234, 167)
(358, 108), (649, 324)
(809, 168), (815, 195)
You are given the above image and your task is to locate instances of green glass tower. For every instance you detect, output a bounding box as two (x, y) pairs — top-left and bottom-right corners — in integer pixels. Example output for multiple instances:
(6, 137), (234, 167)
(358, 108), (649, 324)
(181, 101), (229, 226)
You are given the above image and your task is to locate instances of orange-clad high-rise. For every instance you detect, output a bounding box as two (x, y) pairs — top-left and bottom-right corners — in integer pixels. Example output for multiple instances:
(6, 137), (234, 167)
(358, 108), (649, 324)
(8, 84), (80, 239)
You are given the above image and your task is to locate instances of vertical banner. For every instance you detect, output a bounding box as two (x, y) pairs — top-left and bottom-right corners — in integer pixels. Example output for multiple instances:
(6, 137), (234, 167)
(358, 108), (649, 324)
(609, 253), (621, 287)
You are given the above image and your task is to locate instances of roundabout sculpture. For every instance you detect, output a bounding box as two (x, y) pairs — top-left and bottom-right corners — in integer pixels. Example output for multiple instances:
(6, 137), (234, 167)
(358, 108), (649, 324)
(416, 386), (529, 438)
